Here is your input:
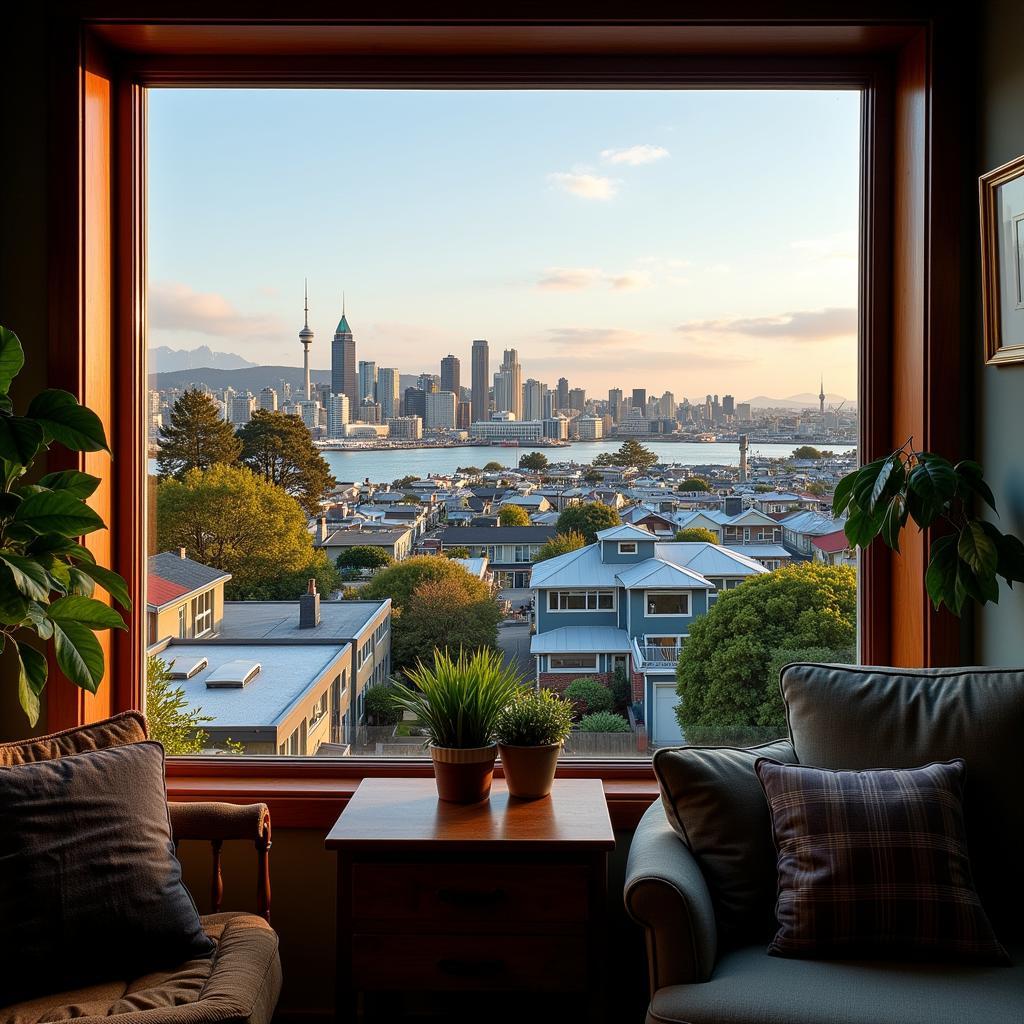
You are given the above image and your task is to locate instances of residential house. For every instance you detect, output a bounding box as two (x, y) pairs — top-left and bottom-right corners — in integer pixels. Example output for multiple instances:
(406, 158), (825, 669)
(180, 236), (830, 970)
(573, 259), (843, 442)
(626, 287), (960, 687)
(147, 550), (231, 645)
(781, 509), (848, 560)
(812, 527), (855, 567)
(438, 525), (556, 589)
(529, 524), (767, 746)
(620, 504), (678, 536)
(314, 520), (415, 563)
(721, 507), (783, 546)
(752, 491), (820, 515)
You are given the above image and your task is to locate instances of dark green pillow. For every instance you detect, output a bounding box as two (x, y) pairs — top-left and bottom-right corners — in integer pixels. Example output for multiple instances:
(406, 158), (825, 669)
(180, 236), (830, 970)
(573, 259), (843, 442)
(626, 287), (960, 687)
(654, 739), (796, 944)
(0, 741), (213, 1006)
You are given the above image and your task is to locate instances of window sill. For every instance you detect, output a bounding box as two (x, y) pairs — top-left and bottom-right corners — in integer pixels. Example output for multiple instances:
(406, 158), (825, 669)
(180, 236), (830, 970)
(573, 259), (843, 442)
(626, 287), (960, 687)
(165, 757), (658, 830)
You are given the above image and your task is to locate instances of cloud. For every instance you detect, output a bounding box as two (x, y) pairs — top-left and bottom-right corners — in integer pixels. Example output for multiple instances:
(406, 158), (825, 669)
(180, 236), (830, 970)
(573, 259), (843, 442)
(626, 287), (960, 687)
(536, 267), (604, 291)
(547, 171), (618, 200)
(149, 282), (287, 340)
(790, 231), (857, 262)
(608, 272), (652, 291)
(600, 144), (669, 166)
(544, 327), (648, 349)
(675, 307), (857, 341)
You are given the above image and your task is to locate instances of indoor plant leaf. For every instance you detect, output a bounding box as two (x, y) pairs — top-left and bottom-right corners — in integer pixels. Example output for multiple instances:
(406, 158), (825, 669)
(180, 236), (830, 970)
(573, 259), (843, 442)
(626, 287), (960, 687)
(954, 460), (998, 514)
(0, 416), (45, 467)
(907, 458), (957, 524)
(49, 594), (128, 631)
(925, 535), (958, 611)
(957, 521), (998, 577)
(24, 601), (55, 639)
(0, 326), (25, 394)
(75, 561), (131, 609)
(52, 619), (105, 692)
(36, 469), (102, 499)
(16, 640), (48, 697)
(68, 567), (96, 597)
(26, 389), (110, 453)
(0, 584), (29, 626)
(12, 490), (104, 536)
(831, 470), (859, 518)
(0, 551), (51, 602)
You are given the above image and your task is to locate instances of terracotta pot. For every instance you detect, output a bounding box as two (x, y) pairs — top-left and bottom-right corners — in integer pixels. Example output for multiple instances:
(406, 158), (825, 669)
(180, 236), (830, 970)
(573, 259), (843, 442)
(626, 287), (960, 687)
(498, 743), (561, 800)
(430, 743), (497, 803)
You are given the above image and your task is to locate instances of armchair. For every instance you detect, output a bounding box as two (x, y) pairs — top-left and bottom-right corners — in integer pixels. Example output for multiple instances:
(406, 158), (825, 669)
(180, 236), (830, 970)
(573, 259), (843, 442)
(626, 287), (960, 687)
(626, 665), (1024, 1024)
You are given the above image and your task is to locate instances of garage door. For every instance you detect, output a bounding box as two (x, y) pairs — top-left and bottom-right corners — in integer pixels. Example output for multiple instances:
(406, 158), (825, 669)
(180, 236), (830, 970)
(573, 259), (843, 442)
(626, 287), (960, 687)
(653, 683), (684, 746)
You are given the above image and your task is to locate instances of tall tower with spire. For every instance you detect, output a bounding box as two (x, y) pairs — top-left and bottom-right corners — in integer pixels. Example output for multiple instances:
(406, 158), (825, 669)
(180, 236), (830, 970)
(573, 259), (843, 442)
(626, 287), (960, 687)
(819, 375), (826, 417)
(331, 295), (358, 408)
(299, 281), (314, 401)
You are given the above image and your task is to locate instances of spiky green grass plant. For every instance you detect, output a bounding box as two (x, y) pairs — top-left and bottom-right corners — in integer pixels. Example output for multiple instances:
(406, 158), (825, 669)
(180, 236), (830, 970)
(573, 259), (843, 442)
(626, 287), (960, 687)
(495, 688), (574, 747)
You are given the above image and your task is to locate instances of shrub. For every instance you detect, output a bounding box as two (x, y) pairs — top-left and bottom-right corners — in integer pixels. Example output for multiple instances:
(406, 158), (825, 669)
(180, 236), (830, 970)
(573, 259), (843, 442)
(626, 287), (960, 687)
(495, 688), (575, 746)
(364, 683), (403, 727)
(563, 677), (614, 716)
(577, 711), (631, 733)
(610, 665), (631, 711)
(674, 527), (718, 544)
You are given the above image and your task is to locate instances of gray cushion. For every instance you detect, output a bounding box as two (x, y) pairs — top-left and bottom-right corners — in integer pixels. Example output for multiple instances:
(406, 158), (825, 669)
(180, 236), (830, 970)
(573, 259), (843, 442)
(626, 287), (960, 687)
(780, 664), (1024, 940)
(654, 739), (796, 944)
(0, 742), (214, 1006)
(648, 942), (1023, 1024)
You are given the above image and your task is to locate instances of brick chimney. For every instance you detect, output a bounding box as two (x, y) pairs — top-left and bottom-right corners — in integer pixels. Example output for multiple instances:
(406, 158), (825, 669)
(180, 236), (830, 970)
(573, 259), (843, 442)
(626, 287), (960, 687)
(316, 515), (328, 545)
(299, 578), (321, 629)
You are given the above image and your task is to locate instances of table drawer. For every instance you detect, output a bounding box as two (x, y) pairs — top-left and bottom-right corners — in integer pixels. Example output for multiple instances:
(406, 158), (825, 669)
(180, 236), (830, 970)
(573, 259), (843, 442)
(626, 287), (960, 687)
(350, 861), (589, 924)
(351, 932), (587, 992)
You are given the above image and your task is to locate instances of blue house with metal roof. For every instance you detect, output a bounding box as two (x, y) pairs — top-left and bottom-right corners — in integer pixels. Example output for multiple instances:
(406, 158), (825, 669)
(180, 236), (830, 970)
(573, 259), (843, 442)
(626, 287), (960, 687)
(529, 523), (768, 746)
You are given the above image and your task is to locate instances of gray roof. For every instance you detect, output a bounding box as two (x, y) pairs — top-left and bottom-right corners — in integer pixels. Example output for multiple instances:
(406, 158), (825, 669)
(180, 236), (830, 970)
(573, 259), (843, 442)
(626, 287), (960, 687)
(615, 559), (713, 590)
(147, 552), (231, 608)
(654, 542), (769, 577)
(728, 544), (792, 559)
(780, 510), (844, 536)
(530, 626), (633, 655)
(153, 642), (348, 729)
(218, 600), (390, 642)
(596, 524), (657, 542)
(322, 527), (412, 547)
(439, 526), (556, 545)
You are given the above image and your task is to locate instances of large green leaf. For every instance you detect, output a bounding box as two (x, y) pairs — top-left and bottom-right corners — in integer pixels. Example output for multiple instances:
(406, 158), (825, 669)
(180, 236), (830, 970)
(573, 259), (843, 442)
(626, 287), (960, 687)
(907, 459), (957, 525)
(16, 639), (47, 727)
(49, 594), (127, 630)
(984, 523), (1024, 584)
(24, 601), (54, 639)
(0, 551), (51, 601)
(925, 535), (958, 611)
(0, 416), (44, 466)
(75, 561), (132, 610)
(52, 619), (104, 692)
(0, 327), (25, 394)
(879, 494), (908, 552)
(869, 456), (904, 513)
(851, 458), (888, 510)
(954, 460), (998, 515)
(0, 573), (29, 624)
(957, 521), (998, 577)
(831, 470), (858, 518)
(26, 389), (110, 453)
(37, 469), (101, 499)
(68, 567), (96, 597)
(12, 490), (104, 536)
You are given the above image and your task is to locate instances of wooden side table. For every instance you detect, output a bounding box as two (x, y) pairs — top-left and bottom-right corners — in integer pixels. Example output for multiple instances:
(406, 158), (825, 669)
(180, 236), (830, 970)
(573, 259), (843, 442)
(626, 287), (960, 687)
(326, 778), (615, 1022)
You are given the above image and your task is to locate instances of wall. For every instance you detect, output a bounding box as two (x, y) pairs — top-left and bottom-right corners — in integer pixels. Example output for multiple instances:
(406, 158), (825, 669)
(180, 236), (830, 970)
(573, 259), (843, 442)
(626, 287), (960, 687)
(975, 0), (1024, 663)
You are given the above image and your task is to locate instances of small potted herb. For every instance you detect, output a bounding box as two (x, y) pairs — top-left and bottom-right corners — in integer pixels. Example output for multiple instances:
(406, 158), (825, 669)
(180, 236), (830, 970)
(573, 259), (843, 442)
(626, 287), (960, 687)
(495, 688), (575, 800)
(391, 648), (524, 803)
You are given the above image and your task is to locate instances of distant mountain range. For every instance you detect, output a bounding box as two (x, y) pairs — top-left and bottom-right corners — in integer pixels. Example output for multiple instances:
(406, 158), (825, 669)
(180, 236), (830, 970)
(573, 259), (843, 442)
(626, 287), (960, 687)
(149, 346), (258, 373)
(744, 392), (855, 410)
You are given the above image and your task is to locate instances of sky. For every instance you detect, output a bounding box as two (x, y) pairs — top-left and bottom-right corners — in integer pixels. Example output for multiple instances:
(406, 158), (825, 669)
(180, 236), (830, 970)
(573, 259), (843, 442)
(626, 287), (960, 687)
(148, 88), (860, 402)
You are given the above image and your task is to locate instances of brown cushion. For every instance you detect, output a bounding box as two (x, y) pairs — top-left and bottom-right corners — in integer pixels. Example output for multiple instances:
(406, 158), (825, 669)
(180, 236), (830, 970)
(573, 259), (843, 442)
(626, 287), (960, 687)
(0, 913), (281, 1024)
(755, 757), (1008, 964)
(0, 711), (147, 766)
(654, 738), (797, 944)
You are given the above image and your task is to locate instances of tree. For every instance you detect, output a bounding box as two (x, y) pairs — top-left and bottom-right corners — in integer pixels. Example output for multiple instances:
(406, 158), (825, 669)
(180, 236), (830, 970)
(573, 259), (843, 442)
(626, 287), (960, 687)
(498, 503), (531, 527)
(156, 463), (339, 600)
(146, 655), (212, 754)
(519, 452), (549, 471)
(675, 562), (856, 736)
(390, 576), (502, 671)
(675, 527), (719, 544)
(336, 546), (393, 570)
(483, 461), (504, 472)
(680, 477), (710, 492)
(445, 546), (471, 559)
(393, 474), (418, 489)
(555, 503), (621, 543)
(456, 466), (480, 476)
(599, 438), (658, 472)
(364, 682), (403, 726)
(535, 531), (587, 562)
(792, 445), (824, 460)
(360, 555), (490, 612)
(156, 389), (240, 480)
(400, 493), (422, 504)
(237, 409), (336, 516)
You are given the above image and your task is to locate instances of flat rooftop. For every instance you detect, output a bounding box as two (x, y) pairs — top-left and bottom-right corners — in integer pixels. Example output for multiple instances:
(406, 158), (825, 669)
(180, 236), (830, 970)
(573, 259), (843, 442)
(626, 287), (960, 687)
(156, 642), (349, 728)
(218, 600), (389, 641)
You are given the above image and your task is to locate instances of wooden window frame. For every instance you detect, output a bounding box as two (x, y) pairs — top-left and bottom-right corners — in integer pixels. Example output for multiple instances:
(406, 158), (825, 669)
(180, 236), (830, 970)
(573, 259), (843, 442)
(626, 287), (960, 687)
(45, 6), (964, 829)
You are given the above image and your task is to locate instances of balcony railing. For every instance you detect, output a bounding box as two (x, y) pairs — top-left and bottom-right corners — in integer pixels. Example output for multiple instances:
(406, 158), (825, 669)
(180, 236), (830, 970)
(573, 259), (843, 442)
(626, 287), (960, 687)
(633, 642), (683, 667)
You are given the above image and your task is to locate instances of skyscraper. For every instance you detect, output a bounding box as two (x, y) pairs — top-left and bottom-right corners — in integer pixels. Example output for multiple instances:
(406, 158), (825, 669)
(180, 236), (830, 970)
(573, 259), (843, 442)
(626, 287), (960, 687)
(326, 394), (349, 438)
(523, 379), (547, 422)
(500, 349), (523, 419)
(377, 367), (400, 420)
(723, 394), (735, 418)
(440, 354), (461, 395)
(331, 299), (357, 408)
(493, 370), (514, 416)
(608, 388), (623, 423)
(425, 391), (456, 431)
(258, 387), (278, 412)
(358, 361), (377, 404)
(418, 373), (439, 394)
(557, 377), (569, 412)
(471, 339), (489, 424)
(569, 387), (586, 412)
(632, 388), (647, 415)
(298, 282), (314, 401)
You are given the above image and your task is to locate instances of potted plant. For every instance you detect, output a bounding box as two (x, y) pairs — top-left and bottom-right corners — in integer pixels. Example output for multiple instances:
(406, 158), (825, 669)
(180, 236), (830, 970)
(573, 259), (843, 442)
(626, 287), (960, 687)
(495, 687), (575, 800)
(391, 647), (523, 803)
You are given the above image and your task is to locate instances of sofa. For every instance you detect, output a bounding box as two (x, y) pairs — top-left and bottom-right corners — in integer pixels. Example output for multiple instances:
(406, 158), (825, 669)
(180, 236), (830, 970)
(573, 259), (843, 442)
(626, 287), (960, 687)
(0, 712), (282, 1024)
(625, 665), (1024, 1024)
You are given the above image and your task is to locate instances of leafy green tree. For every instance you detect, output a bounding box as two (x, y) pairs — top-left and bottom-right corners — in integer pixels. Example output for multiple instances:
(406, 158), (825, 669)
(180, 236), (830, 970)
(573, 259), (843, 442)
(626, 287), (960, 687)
(483, 461), (504, 472)
(680, 477), (710, 492)
(555, 503), (621, 543)
(792, 446), (824, 460)
(519, 452), (549, 471)
(535, 531), (587, 562)
(498, 503), (531, 527)
(157, 389), (241, 480)
(393, 474), (418, 489)
(336, 546), (393, 570)
(237, 409), (336, 516)
(456, 466), (480, 476)
(602, 438), (659, 472)
(674, 527), (719, 543)
(675, 562), (856, 734)
(360, 555), (489, 612)
(564, 677), (614, 716)
(400, 493), (422, 504)
(364, 682), (403, 726)
(444, 546), (471, 559)
(391, 576), (502, 672)
(146, 655), (213, 754)
(156, 463), (339, 599)
(754, 484), (772, 493)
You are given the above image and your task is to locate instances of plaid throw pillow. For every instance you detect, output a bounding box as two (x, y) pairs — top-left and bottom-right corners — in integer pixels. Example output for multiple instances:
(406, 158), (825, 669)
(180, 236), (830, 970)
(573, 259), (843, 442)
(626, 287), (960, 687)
(755, 758), (1008, 964)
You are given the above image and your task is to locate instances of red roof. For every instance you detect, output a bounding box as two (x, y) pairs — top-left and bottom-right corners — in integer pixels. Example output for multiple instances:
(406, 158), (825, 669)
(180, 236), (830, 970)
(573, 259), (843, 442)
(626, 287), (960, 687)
(147, 573), (191, 608)
(812, 529), (849, 554)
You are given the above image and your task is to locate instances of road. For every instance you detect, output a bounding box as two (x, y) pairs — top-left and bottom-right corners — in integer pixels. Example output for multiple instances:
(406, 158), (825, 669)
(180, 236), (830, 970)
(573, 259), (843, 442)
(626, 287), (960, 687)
(497, 620), (534, 681)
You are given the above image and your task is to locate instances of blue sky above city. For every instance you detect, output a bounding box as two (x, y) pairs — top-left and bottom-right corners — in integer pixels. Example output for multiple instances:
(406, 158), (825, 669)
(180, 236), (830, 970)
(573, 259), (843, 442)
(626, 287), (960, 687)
(149, 88), (859, 401)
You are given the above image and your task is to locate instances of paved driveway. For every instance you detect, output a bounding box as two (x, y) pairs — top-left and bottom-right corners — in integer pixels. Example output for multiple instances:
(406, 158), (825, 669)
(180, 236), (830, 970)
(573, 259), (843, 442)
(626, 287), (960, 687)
(497, 621), (534, 681)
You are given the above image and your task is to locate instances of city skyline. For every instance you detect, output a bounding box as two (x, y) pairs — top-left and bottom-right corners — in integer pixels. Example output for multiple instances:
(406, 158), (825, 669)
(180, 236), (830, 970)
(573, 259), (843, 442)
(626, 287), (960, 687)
(149, 89), (859, 398)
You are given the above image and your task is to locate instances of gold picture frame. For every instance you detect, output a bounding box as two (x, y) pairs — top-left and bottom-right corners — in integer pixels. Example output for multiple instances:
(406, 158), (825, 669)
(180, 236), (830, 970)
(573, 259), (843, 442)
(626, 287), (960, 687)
(980, 153), (1024, 365)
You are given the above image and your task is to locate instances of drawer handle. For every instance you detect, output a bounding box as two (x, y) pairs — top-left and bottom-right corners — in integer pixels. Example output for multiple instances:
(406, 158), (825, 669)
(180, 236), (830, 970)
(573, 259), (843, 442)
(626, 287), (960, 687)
(437, 958), (505, 977)
(436, 886), (507, 907)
